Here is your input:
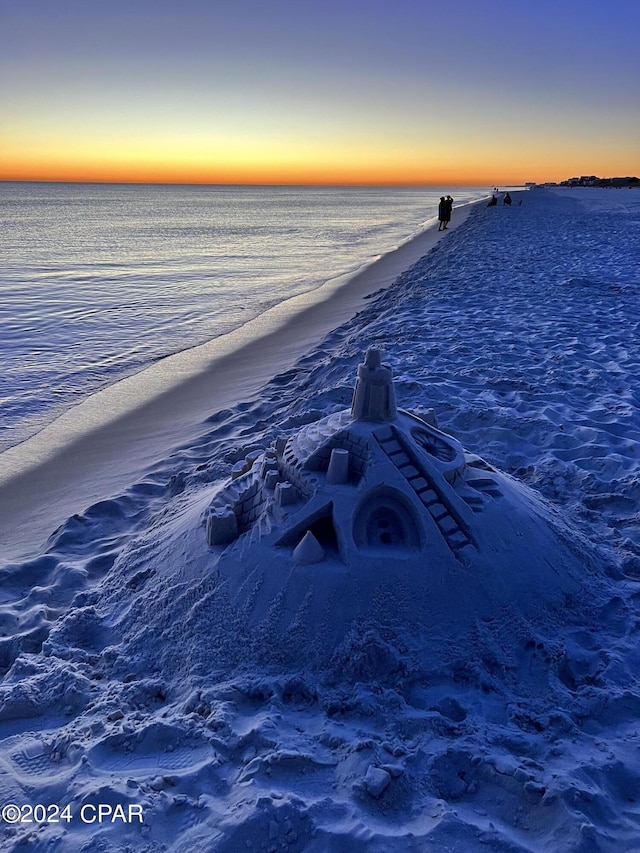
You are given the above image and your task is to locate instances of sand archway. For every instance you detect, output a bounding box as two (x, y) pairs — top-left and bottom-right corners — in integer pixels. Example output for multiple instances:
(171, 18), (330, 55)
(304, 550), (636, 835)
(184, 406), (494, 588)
(352, 486), (421, 551)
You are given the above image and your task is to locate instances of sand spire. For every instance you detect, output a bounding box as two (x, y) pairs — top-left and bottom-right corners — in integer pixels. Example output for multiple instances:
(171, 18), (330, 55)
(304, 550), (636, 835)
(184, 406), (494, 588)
(350, 349), (397, 422)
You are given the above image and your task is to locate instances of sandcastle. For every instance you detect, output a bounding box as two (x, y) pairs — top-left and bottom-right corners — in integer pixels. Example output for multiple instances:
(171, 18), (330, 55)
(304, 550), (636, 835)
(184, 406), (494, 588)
(204, 350), (592, 657)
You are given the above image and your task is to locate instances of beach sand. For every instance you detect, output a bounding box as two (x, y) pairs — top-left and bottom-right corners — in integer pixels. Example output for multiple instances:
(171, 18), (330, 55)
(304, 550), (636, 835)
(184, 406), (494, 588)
(1, 188), (639, 852)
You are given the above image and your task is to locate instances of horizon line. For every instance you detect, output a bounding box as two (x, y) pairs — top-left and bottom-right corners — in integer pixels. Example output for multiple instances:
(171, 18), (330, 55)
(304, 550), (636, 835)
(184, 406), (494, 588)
(0, 178), (521, 189)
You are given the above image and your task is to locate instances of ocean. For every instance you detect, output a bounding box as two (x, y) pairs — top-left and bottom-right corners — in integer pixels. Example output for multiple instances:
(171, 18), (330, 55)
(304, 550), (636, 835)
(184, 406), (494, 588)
(0, 182), (492, 452)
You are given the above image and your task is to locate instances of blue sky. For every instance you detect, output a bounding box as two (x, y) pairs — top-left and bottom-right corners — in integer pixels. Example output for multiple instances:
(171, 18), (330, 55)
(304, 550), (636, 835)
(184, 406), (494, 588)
(2, 0), (638, 183)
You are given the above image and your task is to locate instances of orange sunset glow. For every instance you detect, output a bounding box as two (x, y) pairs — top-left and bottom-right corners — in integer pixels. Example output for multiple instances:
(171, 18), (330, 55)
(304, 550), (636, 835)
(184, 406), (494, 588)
(1, 3), (638, 186)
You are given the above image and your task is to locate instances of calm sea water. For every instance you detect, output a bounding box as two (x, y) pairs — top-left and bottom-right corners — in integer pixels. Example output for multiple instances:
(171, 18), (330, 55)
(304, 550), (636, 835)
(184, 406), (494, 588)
(0, 182), (492, 451)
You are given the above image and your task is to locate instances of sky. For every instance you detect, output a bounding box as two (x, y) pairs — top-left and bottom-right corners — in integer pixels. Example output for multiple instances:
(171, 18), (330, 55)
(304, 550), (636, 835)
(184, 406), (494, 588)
(1, 0), (638, 185)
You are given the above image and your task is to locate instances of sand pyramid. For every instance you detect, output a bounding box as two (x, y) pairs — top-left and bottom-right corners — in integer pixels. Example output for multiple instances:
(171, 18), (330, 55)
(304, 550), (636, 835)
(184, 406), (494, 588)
(204, 350), (596, 663)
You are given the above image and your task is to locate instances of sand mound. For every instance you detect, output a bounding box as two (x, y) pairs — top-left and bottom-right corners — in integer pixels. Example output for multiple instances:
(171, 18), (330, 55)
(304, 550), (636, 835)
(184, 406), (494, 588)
(194, 349), (602, 670)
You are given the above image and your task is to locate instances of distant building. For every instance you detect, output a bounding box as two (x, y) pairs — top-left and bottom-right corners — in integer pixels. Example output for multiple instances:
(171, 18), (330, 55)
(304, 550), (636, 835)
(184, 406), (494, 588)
(559, 175), (638, 189)
(527, 176), (637, 190)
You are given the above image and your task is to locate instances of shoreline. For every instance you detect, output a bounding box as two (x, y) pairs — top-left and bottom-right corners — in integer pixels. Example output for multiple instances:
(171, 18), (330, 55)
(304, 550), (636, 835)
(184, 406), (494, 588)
(0, 201), (476, 561)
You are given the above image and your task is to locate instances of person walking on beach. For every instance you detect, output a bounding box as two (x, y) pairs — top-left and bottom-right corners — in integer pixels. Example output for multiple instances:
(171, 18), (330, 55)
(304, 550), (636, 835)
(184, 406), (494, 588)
(438, 195), (453, 230)
(438, 197), (447, 231)
(444, 195), (454, 228)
